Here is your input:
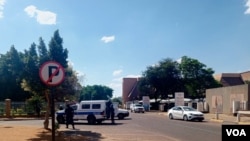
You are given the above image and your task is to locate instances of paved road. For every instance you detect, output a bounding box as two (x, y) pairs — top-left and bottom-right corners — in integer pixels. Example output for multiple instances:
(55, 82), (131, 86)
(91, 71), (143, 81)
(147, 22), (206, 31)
(0, 112), (249, 141)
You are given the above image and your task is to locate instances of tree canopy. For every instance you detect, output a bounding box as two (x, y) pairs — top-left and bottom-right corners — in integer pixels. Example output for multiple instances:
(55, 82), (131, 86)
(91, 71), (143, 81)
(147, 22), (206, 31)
(179, 56), (222, 98)
(139, 58), (182, 100)
(0, 30), (81, 101)
(79, 85), (113, 101)
(138, 56), (222, 100)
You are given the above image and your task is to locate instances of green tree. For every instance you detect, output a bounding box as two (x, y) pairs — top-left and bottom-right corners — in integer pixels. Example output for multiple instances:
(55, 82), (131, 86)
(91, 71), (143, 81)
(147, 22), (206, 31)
(138, 56), (221, 101)
(179, 56), (222, 98)
(55, 66), (83, 102)
(37, 37), (50, 64)
(138, 77), (155, 99)
(19, 30), (81, 129)
(112, 96), (122, 106)
(139, 58), (182, 101)
(48, 30), (68, 68)
(26, 94), (45, 116)
(21, 43), (42, 94)
(80, 85), (113, 101)
(0, 46), (28, 101)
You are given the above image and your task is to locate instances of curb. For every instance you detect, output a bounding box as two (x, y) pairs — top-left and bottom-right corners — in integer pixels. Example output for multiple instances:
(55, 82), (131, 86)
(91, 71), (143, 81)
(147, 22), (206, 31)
(158, 113), (167, 116)
(210, 118), (224, 123)
(209, 118), (250, 125)
(238, 122), (250, 125)
(0, 118), (44, 121)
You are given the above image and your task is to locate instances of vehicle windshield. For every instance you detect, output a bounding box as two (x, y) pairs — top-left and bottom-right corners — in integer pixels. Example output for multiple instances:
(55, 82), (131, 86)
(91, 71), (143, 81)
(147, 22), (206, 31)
(135, 104), (143, 107)
(182, 107), (196, 111)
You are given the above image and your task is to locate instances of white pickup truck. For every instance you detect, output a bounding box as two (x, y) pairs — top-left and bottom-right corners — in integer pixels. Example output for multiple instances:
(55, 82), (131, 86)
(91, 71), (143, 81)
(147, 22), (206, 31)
(56, 100), (129, 124)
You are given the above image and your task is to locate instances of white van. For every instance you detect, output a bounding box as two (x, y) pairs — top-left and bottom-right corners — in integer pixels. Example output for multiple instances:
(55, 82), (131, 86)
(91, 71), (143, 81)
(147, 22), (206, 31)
(56, 100), (129, 124)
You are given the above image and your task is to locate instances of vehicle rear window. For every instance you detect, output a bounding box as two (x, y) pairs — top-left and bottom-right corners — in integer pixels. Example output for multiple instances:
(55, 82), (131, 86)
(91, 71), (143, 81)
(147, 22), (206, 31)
(82, 104), (90, 109)
(92, 104), (101, 109)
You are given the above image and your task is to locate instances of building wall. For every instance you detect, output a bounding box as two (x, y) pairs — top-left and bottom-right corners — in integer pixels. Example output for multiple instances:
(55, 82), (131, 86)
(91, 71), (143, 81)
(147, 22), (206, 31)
(206, 84), (250, 114)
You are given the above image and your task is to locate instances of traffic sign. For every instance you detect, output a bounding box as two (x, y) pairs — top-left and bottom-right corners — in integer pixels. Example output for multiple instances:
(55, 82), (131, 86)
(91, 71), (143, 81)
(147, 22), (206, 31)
(39, 61), (65, 86)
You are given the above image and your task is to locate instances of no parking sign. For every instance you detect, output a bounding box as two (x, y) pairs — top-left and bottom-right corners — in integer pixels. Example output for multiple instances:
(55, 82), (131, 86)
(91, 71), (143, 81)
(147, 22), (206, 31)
(39, 61), (65, 86)
(39, 61), (65, 141)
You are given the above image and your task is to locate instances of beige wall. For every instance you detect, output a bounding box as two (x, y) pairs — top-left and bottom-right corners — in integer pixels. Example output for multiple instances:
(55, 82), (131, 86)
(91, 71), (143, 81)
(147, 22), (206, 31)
(206, 84), (250, 114)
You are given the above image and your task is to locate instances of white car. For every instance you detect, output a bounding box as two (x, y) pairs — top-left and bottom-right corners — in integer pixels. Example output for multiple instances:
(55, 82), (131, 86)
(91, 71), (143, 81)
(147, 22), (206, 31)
(130, 104), (145, 113)
(167, 106), (204, 121)
(115, 108), (130, 120)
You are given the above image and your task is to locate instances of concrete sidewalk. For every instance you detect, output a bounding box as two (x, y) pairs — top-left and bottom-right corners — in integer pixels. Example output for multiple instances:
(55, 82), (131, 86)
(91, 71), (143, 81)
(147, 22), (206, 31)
(205, 113), (250, 124)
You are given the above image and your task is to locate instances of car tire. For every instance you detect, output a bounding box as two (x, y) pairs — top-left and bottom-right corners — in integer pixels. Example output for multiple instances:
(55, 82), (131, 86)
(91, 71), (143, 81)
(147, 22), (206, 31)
(96, 119), (103, 124)
(117, 114), (124, 120)
(169, 114), (173, 120)
(183, 115), (188, 121)
(56, 115), (65, 124)
(87, 115), (96, 125)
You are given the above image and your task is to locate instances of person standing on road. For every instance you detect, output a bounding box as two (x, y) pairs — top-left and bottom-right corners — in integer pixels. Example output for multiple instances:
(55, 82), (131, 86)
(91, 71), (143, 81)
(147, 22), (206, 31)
(110, 103), (115, 124)
(65, 104), (75, 129)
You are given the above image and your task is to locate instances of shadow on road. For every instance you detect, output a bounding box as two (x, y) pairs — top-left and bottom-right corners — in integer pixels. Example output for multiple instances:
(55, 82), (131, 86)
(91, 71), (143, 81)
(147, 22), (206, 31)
(67, 122), (124, 126)
(27, 128), (105, 141)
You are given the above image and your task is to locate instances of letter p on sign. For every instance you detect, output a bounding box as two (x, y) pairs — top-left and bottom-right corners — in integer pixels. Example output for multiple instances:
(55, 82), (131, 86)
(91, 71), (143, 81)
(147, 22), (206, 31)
(39, 61), (65, 86)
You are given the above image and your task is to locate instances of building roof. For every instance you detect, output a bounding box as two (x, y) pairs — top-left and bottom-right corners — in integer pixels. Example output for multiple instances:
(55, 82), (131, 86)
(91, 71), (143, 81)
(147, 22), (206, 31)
(214, 72), (250, 87)
(240, 71), (250, 82)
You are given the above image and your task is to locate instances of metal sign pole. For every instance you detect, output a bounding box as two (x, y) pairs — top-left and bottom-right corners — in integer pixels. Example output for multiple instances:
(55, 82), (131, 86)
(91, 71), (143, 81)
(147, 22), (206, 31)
(51, 87), (55, 141)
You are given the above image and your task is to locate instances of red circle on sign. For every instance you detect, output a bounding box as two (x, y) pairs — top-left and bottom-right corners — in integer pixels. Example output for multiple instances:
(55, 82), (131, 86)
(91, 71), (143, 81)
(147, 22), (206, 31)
(39, 61), (65, 86)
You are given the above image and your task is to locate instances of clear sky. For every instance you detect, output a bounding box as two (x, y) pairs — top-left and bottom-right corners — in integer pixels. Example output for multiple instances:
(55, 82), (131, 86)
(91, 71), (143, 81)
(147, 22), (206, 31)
(1, 0), (250, 97)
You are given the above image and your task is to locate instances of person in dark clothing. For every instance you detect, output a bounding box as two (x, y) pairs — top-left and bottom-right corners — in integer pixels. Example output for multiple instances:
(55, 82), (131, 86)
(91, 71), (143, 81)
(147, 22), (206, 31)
(106, 100), (115, 124)
(106, 101), (112, 119)
(110, 104), (115, 124)
(65, 104), (75, 129)
(35, 102), (41, 117)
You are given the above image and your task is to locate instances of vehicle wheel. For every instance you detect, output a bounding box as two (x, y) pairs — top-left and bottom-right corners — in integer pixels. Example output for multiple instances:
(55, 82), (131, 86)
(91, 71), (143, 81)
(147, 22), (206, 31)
(169, 114), (173, 120)
(183, 115), (188, 121)
(117, 114), (124, 120)
(87, 115), (96, 125)
(96, 120), (103, 124)
(56, 115), (65, 124)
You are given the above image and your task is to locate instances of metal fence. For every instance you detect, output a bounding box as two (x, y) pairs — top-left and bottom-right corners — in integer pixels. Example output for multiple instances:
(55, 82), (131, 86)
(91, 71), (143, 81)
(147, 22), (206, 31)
(0, 101), (65, 116)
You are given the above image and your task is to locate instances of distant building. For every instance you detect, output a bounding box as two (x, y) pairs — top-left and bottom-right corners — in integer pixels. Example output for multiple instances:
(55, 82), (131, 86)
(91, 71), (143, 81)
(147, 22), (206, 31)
(241, 71), (250, 83)
(122, 71), (250, 113)
(213, 71), (250, 87)
(206, 71), (250, 114)
(122, 77), (141, 105)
